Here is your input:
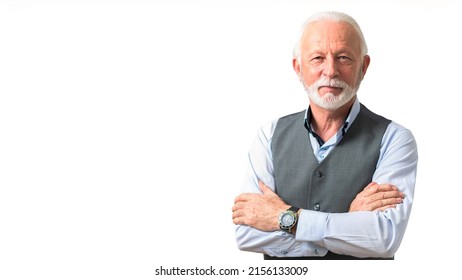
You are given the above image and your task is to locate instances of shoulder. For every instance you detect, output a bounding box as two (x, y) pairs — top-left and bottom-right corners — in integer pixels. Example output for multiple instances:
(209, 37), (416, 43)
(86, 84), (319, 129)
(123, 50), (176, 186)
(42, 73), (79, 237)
(359, 103), (391, 126)
(376, 120), (418, 172)
(360, 103), (417, 150)
(272, 110), (306, 136)
(257, 110), (305, 142)
(276, 110), (306, 125)
(383, 121), (417, 148)
(358, 103), (414, 142)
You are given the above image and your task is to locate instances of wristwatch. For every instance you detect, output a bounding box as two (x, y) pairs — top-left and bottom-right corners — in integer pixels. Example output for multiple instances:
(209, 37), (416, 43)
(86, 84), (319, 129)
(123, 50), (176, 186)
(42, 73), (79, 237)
(278, 206), (300, 233)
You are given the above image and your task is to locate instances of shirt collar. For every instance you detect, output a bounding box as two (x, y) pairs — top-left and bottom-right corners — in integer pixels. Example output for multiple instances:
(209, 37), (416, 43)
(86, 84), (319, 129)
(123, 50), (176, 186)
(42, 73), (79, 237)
(304, 98), (361, 144)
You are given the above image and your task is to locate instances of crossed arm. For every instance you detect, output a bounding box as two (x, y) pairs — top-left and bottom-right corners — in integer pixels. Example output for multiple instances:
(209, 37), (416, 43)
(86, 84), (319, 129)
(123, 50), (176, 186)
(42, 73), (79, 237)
(231, 121), (418, 258)
(232, 181), (404, 233)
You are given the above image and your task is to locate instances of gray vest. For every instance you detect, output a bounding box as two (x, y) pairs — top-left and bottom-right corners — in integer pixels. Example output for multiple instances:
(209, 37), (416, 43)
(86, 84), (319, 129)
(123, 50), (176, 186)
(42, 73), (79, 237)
(271, 104), (391, 213)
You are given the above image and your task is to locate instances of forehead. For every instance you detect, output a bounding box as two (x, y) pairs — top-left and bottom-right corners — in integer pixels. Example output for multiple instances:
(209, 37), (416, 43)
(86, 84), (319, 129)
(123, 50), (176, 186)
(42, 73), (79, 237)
(300, 20), (361, 53)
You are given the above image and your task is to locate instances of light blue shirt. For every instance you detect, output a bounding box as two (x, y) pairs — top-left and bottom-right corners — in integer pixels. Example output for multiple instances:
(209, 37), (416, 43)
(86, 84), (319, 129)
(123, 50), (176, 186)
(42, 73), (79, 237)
(235, 98), (418, 258)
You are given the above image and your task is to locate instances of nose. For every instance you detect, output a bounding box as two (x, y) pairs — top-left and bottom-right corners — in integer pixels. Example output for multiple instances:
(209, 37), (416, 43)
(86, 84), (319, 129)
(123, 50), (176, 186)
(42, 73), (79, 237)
(322, 56), (338, 79)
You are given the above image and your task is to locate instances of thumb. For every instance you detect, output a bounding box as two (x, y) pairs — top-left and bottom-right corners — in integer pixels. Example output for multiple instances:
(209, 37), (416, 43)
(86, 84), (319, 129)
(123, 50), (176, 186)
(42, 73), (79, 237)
(361, 181), (378, 197)
(364, 181), (377, 190)
(258, 180), (276, 196)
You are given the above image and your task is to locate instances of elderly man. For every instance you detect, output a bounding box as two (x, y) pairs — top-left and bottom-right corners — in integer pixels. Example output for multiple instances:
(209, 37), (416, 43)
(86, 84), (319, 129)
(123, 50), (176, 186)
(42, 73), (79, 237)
(232, 11), (418, 260)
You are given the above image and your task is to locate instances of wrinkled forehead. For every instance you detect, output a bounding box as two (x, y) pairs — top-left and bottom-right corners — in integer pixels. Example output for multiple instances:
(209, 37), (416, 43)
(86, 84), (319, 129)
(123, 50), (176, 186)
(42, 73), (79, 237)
(300, 20), (362, 54)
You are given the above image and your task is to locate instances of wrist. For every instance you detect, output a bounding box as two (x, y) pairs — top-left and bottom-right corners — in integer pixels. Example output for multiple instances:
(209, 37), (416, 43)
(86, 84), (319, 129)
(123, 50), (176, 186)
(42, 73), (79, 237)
(278, 206), (300, 234)
(289, 209), (302, 234)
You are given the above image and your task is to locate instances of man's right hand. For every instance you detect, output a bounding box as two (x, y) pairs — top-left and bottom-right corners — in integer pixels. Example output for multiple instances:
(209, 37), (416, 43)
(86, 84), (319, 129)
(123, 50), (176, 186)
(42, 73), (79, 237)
(349, 182), (404, 212)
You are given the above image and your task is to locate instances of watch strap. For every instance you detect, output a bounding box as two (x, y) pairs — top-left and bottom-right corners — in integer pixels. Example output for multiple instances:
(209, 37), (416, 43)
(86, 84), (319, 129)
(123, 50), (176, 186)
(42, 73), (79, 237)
(288, 206), (300, 213)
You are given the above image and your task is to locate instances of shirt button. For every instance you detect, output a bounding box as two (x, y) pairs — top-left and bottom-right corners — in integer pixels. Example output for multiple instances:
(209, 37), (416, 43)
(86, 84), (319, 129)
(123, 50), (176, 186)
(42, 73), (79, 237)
(313, 203), (321, 211)
(315, 171), (323, 177)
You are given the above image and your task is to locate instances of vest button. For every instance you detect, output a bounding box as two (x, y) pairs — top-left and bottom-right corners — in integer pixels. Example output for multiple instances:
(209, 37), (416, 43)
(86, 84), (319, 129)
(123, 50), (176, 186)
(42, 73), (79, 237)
(315, 171), (323, 177)
(313, 203), (321, 211)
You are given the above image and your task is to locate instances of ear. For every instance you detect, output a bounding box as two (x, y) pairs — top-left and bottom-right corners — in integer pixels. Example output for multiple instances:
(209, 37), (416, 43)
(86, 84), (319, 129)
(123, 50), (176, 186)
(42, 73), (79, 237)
(293, 57), (302, 79)
(361, 55), (371, 78)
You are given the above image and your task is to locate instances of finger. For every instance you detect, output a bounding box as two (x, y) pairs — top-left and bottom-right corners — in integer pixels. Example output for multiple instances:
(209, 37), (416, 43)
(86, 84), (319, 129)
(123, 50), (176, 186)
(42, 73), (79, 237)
(232, 200), (253, 212)
(234, 194), (244, 203)
(375, 184), (399, 192)
(362, 184), (399, 197)
(384, 191), (404, 199)
(234, 193), (259, 203)
(361, 182), (379, 196)
(232, 209), (242, 219)
(375, 204), (397, 212)
(368, 197), (403, 211)
(258, 180), (277, 196)
(233, 214), (253, 226)
(364, 182), (378, 190)
(369, 190), (404, 201)
(381, 197), (403, 206)
(232, 202), (241, 212)
(233, 216), (242, 225)
(359, 182), (377, 196)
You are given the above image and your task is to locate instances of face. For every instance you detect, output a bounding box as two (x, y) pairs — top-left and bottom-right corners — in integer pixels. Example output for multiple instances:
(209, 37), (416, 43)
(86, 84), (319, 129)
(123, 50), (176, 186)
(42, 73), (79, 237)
(294, 20), (370, 110)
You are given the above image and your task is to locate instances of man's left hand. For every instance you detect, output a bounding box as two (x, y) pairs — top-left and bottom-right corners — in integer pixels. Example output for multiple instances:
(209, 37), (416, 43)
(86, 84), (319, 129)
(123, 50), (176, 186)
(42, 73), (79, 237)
(232, 181), (289, 232)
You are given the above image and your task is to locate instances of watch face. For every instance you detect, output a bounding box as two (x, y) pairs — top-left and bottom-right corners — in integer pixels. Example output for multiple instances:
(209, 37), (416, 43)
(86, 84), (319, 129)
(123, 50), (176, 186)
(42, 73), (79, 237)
(281, 212), (295, 226)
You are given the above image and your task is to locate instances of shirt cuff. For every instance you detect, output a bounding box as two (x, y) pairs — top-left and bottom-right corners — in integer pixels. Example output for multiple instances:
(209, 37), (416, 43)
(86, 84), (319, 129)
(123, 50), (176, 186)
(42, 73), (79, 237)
(295, 209), (329, 242)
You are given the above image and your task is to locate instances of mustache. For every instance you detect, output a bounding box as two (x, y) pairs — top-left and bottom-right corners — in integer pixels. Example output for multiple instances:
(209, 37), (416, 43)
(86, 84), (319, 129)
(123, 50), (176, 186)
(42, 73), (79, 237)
(313, 77), (349, 89)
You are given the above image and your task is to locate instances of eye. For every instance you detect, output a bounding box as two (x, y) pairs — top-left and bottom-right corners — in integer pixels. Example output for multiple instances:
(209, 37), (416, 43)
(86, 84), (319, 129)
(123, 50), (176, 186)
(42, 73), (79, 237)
(309, 56), (324, 65)
(311, 56), (323, 61)
(338, 56), (352, 63)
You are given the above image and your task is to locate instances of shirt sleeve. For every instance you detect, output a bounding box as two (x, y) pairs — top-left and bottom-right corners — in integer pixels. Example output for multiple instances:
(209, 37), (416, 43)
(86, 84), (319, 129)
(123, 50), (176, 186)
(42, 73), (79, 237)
(234, 120), (325, 257)
(295, 122), (418, 258)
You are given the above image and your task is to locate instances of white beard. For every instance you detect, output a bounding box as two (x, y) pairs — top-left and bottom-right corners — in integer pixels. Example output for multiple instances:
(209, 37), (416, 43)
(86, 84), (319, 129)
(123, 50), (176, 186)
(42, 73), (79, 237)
(303, 76), (359, 110)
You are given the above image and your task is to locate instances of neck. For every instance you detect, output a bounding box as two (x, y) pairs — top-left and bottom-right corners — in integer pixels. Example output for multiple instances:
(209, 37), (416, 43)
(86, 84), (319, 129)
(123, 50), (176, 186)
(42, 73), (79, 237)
(309, 97), (355, 142)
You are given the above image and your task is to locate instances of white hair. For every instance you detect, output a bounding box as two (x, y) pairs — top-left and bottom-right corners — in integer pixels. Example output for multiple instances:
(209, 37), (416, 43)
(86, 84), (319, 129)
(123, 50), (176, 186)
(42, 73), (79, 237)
(293, 11), (368, 61)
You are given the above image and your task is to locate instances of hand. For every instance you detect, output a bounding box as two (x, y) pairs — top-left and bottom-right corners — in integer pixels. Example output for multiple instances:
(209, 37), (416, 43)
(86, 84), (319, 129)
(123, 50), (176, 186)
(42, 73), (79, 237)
(349, 182), (404, 212)
(232, 181), (289, 231)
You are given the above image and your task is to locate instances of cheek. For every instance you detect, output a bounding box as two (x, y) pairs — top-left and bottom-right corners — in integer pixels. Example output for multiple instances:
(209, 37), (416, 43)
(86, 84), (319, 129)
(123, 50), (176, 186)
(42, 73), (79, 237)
(353, 69), (365, 86)
(339, 66), (362, 86)
(301, 66), (321, 85)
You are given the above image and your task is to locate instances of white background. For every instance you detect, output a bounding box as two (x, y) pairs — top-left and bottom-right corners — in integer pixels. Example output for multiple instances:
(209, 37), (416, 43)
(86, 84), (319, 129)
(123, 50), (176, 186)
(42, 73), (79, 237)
(0, 1), (460, 279)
